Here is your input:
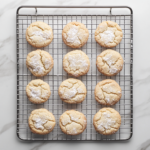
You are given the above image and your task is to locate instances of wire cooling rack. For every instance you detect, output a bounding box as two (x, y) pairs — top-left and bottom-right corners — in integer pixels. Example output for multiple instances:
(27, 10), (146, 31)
(16, 6), (133, 141)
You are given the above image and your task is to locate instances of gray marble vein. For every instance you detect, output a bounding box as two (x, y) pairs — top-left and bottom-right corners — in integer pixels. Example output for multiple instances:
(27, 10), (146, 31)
(0, 54), (16, 77)
(30, 142), (47, 150)
(0, 36), (14, 49)
(0, 0), (29, 17)
(134, 74), (150, 85)
(134, 98), (150, 118)
(0, 120), (16, 135)
(138, 139), (150, 150)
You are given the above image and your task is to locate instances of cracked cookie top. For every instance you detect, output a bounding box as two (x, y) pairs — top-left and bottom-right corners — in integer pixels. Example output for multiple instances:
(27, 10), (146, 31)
(96, 49), (124, 76)
(26, 49), (54, 77)
(95, 21), (123, 48)
(62, 22), (89, 48)
(26, 21), (53, 48)
(63, 50), (90, 77)
(28, 108), (56, 135)
(94, 79), (122, 105)
(26, 79), (51, 104)
(59, 110), (87, 135)
(93, 107), (121, 135)
(59, 78), (86, 104)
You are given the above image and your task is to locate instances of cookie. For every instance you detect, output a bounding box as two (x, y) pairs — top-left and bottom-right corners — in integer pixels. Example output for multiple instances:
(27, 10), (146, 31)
(62, 22), (89, 48)
(58, 78), (86, 104)
(94, 79), (122, 105)
(95, 21), (123, 48)
(96, 49), (124, 76)
(28, 108), (56, 135)
(26, 49), (54, 77)
(59, 110), (87, 135)
(93, 108), (121, 135)
(26, 79), (51, 104)
(26, 21), (53, 48)
(63, 50), (90, 77)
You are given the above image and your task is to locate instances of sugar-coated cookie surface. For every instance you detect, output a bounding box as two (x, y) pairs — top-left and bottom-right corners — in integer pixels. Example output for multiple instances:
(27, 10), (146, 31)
(96, 49), (124, 76)
(63, 50), (90, 77)
(28, 109), (56, 135)
(93, 108), (121, 135)
(95, 21), (123, 48)
(94, 79), (122, 105)
(26, 79), (51, 104)
(62, 22), (89, 48)
(26, 49), (54, 77)
(58, 78), (86, 104)
(59, 110), (87, 135)
(26, 21), (53, 48)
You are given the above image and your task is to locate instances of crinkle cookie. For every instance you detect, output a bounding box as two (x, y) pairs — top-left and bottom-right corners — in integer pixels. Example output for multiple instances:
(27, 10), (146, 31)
(26, 49), (54, 77)
(96, 49), (124, 76)
(62, 22), (89, 48)
(59, 110), (87, 135)
(28, 108), (56, 135)
(63, 50), (90, 77)
(93, 108), (121, 135)
(26, 79), (51, 104)
(26, 21), (53, 48)
(95, 21), (123, 48)
(94, 79), (122, 105)
(58, 78), (86, 104)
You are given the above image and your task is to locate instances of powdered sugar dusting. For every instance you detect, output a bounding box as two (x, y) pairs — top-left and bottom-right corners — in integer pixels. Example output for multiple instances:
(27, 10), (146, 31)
(33, 116), (47, 130)
(30, 54), (45, 74)
(70, 114), (79, 122)
(109, 67), (118, 74)
(103, 54), (114, 66)
(102, 54), (118, 74)
(66, 25), (80, 45)
(44, 59), (51, 70)
(63, 86), (77, 100)
(32, 31), (51, 41)
(100, 27), (115, 45)
(62, 118), (71, 126)
(68, 54), (88, 71)
(30, 87), (41, 99)
(97, 112), (116, 130)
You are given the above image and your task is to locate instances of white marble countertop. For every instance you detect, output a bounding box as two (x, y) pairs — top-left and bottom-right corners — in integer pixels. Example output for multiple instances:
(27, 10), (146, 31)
(0, 0), (150, 149)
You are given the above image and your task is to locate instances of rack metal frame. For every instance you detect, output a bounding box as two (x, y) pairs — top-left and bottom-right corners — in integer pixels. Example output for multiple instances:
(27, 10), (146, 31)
(16, 6), (133, 141)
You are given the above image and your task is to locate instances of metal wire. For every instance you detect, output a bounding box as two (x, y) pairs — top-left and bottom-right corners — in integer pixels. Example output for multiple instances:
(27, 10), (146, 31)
(16, 6), (133, 141)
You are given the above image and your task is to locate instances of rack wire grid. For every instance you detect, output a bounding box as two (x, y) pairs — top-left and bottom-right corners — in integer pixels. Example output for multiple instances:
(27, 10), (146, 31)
(16, 6), (133, 141)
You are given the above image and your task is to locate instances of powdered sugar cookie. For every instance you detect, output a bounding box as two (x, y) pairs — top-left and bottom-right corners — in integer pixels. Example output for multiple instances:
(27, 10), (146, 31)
(95, 21), (123, 48)
(62, 22), (89, 48)
(58, 78), (86, 104)
(26, 21), (53, 48)
(93, 108), (121, 135)
(26, 49), (54, 77)
(96, 49), (124, 76)
(63, 50), (90, 77)
(28, 108), (56, 135)
(94, 79), (122, 105)
(59, 110), (87, 135)
(26, 79), (51, 104)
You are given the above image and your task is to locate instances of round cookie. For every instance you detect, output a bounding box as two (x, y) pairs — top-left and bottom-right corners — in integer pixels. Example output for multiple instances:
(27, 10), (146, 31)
(63, 50), (90, 77)
(93, 108), (121, 135)
(59, 110), (87, 135)
(26, 21), (53, 48)
(62, 22), (89, 48)
(28, 108), (56, 135)
(58, 78), (86, 104)
(94, 79), (122, 105)
(26, 79), (51, 104)
(26, 49), (54, 77)
(96, 49), (124, 76)
(95, 21), (123, 48)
